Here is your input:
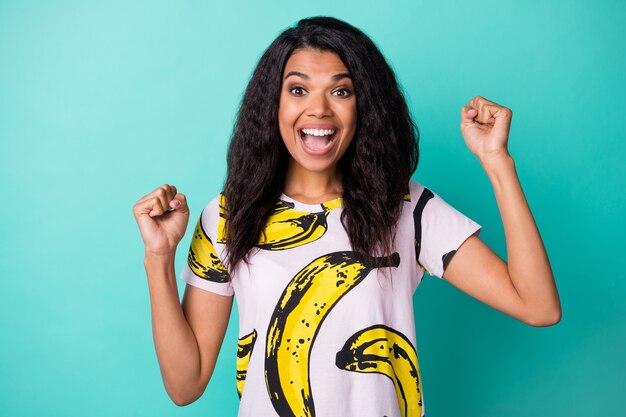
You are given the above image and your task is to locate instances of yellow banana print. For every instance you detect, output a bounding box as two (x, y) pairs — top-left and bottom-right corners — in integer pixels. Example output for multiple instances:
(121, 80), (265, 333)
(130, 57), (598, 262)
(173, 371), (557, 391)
(236, 329), (257, 399)
(265, 251), (400, 417)
(217, 194), (342, 250)
(217, 194), (228, 242)
(187, 214), (229, 283)
(335, 324), (423, 417)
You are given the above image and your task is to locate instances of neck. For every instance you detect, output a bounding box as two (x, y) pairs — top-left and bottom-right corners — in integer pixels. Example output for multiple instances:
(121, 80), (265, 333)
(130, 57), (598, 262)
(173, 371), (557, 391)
(283, 161), (343, 203)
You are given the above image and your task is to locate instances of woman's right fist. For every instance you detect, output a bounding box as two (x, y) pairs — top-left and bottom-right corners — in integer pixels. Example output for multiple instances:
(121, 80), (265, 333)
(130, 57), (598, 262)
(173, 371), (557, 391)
(133, 184), (190, 256)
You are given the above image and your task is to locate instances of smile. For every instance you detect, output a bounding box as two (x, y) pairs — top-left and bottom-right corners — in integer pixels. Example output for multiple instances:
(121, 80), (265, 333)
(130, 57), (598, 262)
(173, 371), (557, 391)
(298, 128), (337, 154)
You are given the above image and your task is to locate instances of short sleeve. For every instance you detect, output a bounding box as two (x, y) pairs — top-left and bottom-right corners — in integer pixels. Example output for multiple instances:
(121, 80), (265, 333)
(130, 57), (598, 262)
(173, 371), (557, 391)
(179, 195), (234, 296)
(410, 181), (482, 279)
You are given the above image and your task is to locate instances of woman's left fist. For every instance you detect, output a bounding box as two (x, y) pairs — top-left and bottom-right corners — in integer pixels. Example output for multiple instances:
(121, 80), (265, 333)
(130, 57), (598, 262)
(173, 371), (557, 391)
(460, 96), (513, 163)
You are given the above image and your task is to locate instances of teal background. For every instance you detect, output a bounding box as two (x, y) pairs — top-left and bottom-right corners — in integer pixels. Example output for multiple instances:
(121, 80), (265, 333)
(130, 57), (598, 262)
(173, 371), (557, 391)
(1, 1), (624, 416)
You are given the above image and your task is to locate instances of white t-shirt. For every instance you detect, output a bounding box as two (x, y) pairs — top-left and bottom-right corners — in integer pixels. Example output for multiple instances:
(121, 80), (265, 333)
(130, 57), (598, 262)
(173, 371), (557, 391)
(179, 180), (482, 417)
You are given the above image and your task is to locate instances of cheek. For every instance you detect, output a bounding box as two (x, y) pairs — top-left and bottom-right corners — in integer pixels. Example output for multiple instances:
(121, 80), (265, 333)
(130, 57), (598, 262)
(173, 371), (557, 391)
(278, 109), (297, 149)
(343, 102), (358, 134)
(278, 101), (298, 129)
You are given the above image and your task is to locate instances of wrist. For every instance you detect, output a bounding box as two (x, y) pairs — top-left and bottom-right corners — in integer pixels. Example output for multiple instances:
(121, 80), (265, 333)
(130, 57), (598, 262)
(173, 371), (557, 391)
(143, 252), (179, 290)
(479, 151), (515, 174)
(144, 250), (176, 266)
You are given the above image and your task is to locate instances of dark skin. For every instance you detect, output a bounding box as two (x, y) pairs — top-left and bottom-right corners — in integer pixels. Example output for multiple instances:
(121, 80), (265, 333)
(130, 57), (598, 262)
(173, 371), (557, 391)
(133, 50), (561, 405)
(443, 97), (561, 327)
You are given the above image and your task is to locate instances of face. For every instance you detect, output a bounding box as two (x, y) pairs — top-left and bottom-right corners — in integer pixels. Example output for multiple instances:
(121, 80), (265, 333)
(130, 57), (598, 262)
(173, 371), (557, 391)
(278, 48), (357, 178)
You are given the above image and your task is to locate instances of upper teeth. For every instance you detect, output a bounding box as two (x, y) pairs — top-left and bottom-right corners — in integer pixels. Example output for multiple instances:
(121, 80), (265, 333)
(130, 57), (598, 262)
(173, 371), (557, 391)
(301, 128), (335, 136)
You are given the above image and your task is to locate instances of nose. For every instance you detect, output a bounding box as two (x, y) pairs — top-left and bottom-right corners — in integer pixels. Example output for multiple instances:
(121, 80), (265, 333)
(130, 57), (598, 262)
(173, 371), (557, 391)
(307, 92), (332, 118)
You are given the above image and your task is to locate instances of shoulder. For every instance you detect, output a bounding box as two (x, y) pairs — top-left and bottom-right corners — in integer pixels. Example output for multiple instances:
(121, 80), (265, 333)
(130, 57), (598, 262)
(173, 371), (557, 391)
(407, 179), (424, 196)
(406, 179), (465, 219)
(200, 192), (225, 212)
(406, 179), (434, 206)
(196, 192), (227, 242)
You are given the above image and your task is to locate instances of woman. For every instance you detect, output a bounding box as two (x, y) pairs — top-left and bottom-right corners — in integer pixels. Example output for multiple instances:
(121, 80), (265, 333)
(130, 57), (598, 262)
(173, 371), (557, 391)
(133, 16), (561, 417)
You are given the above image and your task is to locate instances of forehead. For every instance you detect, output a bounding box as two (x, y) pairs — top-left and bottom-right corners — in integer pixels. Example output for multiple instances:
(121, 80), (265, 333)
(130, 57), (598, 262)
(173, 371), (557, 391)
(283, 48), (350, 76)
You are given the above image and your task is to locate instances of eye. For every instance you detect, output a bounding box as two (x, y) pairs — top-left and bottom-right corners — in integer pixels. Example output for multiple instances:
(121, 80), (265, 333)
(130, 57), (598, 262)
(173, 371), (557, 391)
(289, 86), (307, 96)
(332, 88), (353, 98)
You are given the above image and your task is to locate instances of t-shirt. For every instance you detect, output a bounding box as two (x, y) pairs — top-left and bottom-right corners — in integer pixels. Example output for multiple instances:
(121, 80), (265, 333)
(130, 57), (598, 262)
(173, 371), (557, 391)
(179, 180), (482, 417)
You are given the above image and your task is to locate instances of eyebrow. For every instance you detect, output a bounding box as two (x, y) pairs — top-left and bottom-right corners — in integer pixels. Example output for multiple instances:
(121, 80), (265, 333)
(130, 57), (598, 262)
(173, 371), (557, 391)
(284, 71), (352, 81)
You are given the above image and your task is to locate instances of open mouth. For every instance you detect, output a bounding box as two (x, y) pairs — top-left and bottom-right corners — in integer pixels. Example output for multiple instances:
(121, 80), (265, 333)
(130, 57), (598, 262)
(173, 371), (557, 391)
(298, 128), (337, 152)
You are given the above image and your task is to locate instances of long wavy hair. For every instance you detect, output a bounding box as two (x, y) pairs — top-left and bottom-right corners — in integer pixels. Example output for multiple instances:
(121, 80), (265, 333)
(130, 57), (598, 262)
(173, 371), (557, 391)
(222, 16), (419, 272)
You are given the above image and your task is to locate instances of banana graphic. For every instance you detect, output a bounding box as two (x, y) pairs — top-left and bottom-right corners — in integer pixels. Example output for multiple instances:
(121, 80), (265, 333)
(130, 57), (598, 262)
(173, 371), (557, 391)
(217, 194), (342, 250)
(217, 194), (228, 242)
(413, 187), (434, 274)
(335, 324), (422, 417)
(265, 251), (400, 417)
(236, 329), (258, 399)
(187, 213), (229, 283)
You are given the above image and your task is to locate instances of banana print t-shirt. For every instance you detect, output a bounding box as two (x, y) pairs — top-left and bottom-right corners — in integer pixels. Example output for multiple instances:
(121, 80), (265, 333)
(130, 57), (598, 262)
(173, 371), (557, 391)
(179, 180), (481, 417)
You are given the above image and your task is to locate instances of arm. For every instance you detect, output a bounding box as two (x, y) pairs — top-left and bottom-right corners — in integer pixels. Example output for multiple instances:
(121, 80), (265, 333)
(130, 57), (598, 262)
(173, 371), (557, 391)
(145, 253), (232, 405)
(442, 97), (561, 327)
(134, 185), (232, 405)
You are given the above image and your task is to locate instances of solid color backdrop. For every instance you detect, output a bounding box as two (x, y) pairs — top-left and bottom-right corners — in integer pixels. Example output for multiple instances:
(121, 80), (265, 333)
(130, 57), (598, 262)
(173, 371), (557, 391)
(1, 1), (624, 416)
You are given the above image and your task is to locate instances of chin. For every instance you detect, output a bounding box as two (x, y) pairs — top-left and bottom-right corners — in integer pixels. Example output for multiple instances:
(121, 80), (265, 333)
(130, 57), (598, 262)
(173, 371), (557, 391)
(291, 157), (340, 174)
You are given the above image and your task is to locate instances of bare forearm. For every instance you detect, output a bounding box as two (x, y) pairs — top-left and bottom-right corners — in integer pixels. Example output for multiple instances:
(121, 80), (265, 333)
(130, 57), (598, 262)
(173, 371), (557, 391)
(144, 252), (203, 403)
(481, 155), (561, 324)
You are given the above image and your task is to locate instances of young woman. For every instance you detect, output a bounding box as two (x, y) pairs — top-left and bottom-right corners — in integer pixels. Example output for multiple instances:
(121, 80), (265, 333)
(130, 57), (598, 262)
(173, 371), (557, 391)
(133, 16), (561, 417)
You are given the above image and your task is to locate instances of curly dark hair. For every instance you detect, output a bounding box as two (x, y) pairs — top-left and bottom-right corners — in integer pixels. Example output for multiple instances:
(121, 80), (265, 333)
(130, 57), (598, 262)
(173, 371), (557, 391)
(222, 16), (419, 272)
